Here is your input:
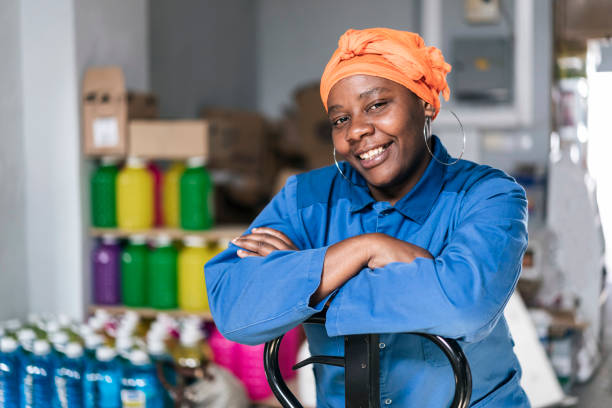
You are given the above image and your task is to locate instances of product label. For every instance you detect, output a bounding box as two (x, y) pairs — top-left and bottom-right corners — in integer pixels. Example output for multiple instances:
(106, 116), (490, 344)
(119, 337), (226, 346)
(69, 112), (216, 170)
(121, 389), (146, 407)
(93, 117), (120, 148)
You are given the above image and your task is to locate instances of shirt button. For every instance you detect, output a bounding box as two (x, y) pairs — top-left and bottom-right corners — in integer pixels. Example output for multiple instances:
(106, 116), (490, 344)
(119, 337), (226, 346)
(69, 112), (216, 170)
(385, 399), (392, 405)
(379, 342), (386, 349)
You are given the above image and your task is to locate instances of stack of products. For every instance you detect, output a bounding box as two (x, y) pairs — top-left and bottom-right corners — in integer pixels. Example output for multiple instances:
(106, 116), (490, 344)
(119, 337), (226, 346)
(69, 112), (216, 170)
(91, 157), (213, 231)
(92, 234), (225, 312)
(0, 312), (300, 407)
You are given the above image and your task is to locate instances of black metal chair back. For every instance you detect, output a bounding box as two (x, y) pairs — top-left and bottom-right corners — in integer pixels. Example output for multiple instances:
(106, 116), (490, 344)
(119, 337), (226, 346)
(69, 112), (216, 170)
(263, 314), (472, 408)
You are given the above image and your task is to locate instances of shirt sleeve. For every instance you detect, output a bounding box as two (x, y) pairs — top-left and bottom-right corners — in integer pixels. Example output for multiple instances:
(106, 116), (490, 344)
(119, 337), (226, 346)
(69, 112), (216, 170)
(325, 174), (528, 343)
(204, 176), (329, 345)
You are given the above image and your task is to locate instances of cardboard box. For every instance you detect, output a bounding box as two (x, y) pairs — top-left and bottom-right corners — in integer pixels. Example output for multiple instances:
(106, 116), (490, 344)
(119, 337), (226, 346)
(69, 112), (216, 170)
(82, 66), (157, 156)
(128, 119), (236, 160)
(201, 108), (279, 201)
(295, 83), (333, 170)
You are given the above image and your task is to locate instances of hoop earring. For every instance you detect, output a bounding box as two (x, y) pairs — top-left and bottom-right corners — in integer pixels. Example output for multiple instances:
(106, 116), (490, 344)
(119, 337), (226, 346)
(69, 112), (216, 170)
(333, 148), (354, 185)
(423, 108), (466, 166)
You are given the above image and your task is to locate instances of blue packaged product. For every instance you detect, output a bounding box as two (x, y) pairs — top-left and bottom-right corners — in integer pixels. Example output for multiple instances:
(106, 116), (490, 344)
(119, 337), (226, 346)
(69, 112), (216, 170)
(93, 346), (122, 408)
(147, 340), (174, 408)
(21, 340), (54, 408)
(54, 342), (84, 408)
(0, 337), (21, 408)
(121, 350), (162, 408)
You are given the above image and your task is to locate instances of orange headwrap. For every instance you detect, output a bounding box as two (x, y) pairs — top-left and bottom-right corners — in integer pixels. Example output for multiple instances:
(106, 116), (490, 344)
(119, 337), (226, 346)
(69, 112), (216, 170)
(320, 28), (452, 118)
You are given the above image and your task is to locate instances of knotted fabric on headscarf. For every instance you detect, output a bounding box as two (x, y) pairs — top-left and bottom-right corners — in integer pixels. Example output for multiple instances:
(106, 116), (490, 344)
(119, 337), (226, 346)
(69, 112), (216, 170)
(320, 28), (452, 118)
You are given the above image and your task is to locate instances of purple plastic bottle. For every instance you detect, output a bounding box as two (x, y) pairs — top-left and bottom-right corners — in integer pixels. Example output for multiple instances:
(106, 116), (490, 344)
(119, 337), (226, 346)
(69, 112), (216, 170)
(93, 235), (121, 305)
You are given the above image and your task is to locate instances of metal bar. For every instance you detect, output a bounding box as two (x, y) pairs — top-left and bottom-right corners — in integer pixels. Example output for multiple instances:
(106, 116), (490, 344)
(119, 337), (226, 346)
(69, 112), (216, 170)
(264, 335), (303, 408)
(344, 334), (381, 408)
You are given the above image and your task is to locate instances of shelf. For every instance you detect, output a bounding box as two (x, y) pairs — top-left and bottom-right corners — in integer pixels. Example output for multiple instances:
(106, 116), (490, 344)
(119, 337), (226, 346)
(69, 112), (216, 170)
(90, 225), (247, 241)
(88, 304), (214, 321)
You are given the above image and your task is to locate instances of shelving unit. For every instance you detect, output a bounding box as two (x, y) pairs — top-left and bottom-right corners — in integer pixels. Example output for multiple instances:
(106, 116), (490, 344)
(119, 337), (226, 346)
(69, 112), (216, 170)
(90, 225), (247, 241)
(88, 304), (214, 321)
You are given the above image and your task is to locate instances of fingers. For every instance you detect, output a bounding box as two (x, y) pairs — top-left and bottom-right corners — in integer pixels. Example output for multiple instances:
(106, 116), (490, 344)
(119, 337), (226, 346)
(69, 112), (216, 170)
(231, 227), (299, 258)
(251, 227), (298, 250)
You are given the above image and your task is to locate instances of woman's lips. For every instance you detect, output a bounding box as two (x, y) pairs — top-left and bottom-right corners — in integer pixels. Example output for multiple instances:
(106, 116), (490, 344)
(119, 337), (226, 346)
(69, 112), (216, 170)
(356, 142), (393, 169)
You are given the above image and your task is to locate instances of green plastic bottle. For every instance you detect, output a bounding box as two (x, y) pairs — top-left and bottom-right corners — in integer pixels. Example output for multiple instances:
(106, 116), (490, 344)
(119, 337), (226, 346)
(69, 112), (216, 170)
(180, 157), (213, 230)
(121, 235), (148, 307)
(91, 157), (119, 227)
(148, 235), (178, 309)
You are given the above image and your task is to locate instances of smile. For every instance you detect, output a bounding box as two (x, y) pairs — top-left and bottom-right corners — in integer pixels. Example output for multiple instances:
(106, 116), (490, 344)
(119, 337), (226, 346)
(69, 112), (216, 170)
(357, 142), (392, 161)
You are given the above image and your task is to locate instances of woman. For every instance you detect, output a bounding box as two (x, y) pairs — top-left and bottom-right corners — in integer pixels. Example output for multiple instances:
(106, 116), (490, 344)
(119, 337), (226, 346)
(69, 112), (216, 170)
(205, 28), (529, 407)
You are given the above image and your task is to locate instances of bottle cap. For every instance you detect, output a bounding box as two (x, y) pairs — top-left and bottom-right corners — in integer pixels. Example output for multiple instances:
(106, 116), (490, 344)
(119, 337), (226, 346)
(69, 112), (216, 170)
(96, 346), (117, 362)
(147, 339), (166, 356)
(153, 234), (173, 247)
(0, 337), (18, 353)
(64, 342), (84, 359)
(180, 326), (202, 347)
(129, 235), (147, 245)
(45, 321), (60, 334)
(18, 328), (36, 343)
(79, 324), (94, 338)
(186, 156), (206, 168)
(101, 235), (118, 245)
(126, 157), (146, 168)
(115, 336), (134, 352)
(50, 331), (69, 346)
(33, 340), (51, 356)
(101, 156), (120, 166)
(84, 334), (104, 350)
(129, 349), (151, 365)
(183, 235), (205, 248)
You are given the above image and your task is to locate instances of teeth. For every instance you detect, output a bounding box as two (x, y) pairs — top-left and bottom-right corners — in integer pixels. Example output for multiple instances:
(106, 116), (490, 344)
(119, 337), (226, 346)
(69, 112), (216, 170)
(359, 145), (386, 160)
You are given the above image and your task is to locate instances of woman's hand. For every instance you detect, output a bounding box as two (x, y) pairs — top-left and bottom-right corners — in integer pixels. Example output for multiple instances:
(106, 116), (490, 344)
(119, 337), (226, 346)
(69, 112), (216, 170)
(364, 233), (433, 269)
(232, 227), (298, 258)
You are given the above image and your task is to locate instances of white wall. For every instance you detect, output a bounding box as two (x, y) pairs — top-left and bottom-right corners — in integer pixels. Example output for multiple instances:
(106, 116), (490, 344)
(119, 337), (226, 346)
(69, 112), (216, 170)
(20, 0), (82, 318)
(0, 0), (29, 320)
(255, 0), (420, 118)
(17, 0), (149, 320)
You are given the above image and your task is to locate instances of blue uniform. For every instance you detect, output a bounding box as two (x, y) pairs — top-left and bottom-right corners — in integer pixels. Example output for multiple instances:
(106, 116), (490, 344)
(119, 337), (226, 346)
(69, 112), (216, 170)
(205, 137), (530, 407)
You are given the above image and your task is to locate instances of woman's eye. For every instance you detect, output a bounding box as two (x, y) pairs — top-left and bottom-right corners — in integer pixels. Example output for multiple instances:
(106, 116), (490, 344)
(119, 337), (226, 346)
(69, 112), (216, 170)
(332, 116), (349, 127)
(368, 101), (387, 111)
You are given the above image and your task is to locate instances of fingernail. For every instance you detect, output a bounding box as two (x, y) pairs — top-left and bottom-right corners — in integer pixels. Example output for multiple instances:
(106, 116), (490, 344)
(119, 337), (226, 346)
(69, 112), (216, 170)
(231, 237), (238, 243)
(252, 228), (258, 232)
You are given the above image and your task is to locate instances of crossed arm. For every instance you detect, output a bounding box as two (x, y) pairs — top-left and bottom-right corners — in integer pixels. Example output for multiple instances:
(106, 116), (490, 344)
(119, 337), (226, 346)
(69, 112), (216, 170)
(231, 227), (433, 305)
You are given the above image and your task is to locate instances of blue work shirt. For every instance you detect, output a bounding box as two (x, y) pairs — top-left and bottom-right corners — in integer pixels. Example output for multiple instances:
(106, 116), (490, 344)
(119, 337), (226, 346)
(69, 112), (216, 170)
(205, 137), (530, 407)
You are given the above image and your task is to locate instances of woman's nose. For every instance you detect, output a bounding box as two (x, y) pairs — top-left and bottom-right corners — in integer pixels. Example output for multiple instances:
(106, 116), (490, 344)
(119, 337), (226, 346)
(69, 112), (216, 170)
(346, 113), (374, 142)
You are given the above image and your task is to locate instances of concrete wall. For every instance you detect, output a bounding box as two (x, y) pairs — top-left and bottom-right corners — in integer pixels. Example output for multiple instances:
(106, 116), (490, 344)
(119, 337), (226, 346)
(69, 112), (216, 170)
(0, 0), (29, 320)
(255, 0), (420, 118)
(149, 0), (257, 118)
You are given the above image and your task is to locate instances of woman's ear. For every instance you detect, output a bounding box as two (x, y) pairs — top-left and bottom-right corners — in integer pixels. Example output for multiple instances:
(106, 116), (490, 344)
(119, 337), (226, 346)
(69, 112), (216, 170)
(423, 102), (435, 119)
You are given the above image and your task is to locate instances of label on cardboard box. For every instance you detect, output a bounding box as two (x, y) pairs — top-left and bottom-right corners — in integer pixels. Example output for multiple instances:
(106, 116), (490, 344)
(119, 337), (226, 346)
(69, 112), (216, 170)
(93, 117), (120, 148)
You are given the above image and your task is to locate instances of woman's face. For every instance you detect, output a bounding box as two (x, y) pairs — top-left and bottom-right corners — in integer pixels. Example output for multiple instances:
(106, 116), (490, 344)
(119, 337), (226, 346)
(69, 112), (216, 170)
(327, 75), (433, 203)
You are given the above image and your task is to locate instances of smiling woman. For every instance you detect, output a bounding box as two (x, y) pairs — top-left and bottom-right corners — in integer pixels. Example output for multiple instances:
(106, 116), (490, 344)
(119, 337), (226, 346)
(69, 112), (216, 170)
(205, 28), (530, 407)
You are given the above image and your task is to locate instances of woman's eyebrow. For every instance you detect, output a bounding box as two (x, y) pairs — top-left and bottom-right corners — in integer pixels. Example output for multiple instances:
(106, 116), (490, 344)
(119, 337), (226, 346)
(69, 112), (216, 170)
(359, 87), (390, 99)
(328, 104), (342, 113)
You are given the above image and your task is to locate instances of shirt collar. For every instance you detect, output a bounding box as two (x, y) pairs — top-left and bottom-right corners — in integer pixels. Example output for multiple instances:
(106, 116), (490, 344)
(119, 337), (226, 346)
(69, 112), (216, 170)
(345, 135), (449, 224)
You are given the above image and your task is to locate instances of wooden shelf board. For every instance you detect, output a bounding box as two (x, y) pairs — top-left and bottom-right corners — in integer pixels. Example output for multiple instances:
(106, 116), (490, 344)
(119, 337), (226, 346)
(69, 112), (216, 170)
(90, 225), (247, 241)
(88, 304), (214, 321)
